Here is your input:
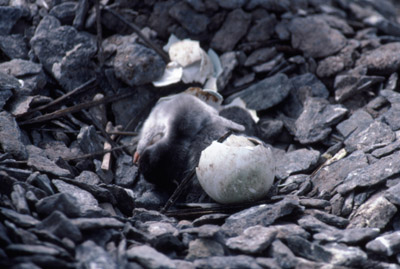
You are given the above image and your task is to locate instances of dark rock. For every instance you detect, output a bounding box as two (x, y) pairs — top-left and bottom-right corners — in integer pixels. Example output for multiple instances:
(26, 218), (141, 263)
(217, 51), (238, 91)
(113, 44), (165, 87)
(252, 53), (284, 73)
(93, 159), (113, 184)
(272, 223), (310, 240)
(186, 238), (225, 260)
(148, 0), (177, 39)
(75, 170), (101, 185)
(336, 109), (373, 138)
(10, 184), (30, 215)
(298, 215), (336, 234)
(30, 15), (97, 91)
(182, 224), (222, 238)
(245, 0), (290, 12)
(6, 244), (63, 257)
(289, 16), (347, 58)
(115, 154), (138, 187)
(295, 97), (347, 144)
(77, 125), (103, 154)
(314, 227), (380, 244)
(36, 211), (82, 242)
(0, 6), (23, 35)
(268, 239), (298, 269)
(36, 193), (82, 218)
(219, 106), (258, 137)
(169, 2), (209, 34)
(299, 198), (330, 209)
(217, 0), (247, 9)
(194, 255), (263, 269)
(0, 34), (29, 59)
(105, 185), (136, 216)
(222, 197), (302, 236)
(131, 208), (174, 223)
(11, 254), (75, 269)
(356, 42), (400, 75)
(348, 193), (397, 229)
(26, 146), (71, 177)
(283, 73), (330, 118)
(0, 111), (27, 160)
(311, 150), (368, 198)
(0, 221), (11, 246)
(211, 9), (251, 52)
(233, 72), (255, 87)
(366, 231), (400, 257)
(275, 148), (320, 180)
(49, 2), (78, 25)
(0, 75), (14, 110)
(306, 209), (349, 229)
(76, 240), (117, 269)
(226, 73), (292, 111)
(0, 207), (39, 228)
(257, 117), (283, 142)
(246, 14), (277, 43)
(385, 181), (400, 206)
(337, 151), (400, 195)
(71, 217), (124, 230)
(126, 245), (175, 269)
(244, 47), (277, 67)
(225, 225), (277, 254)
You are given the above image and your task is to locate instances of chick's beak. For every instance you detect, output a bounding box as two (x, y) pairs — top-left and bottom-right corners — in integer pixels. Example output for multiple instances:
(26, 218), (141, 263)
(133, 151), (140, 164)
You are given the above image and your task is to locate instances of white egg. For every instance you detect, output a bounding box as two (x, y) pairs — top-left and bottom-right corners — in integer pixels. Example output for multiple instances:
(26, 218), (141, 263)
(196, 135), (275, 204)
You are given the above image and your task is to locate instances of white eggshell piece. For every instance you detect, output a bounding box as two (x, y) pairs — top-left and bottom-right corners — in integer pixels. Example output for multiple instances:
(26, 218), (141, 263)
(196, 135), (275, 204)
(169, 39), (203, 67)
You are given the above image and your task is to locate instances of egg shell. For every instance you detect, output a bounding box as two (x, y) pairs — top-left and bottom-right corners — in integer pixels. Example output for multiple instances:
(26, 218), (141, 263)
(196, 135), (275, 204)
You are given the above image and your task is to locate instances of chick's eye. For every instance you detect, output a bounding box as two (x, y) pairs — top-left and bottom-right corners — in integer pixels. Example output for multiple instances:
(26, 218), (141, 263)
(149, 133), (163, 145)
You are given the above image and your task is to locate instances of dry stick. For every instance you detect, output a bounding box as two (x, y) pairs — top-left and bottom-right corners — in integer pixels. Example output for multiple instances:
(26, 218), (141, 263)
(16, 78), (97, 119)
(18, 91), (135, 126)
(161, 131), (233, 213)
(102, 5), (170, 63)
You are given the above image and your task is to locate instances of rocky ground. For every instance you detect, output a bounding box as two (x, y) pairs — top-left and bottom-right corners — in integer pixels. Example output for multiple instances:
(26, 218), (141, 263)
(1, 0), (400, 268)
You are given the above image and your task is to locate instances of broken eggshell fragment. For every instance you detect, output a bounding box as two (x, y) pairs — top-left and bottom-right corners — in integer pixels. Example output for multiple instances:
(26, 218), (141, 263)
(196, 135), (275, 204)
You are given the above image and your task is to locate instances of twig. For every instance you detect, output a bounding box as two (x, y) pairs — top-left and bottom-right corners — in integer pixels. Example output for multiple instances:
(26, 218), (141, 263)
(101, 5), (170, 63)
(18, 92), (135, 126)
(16, 78), (97, 119)
(161, 131), (233, 213)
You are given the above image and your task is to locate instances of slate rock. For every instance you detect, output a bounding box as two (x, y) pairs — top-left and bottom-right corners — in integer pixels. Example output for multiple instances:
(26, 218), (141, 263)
(186, 238), (225, 260)
(222, 197), (302, 236)
(385, 181), (400, 206)
(216, 0), (247, 9)
(289, 16), (347, 58)
(244, 47), (277, 67)
(257, 117), (283, 142)
(105, 185), (136, 216)
(283, 73), (330, 118)
(311, 150), (368, 198)
(36, 211), (82, 242)
(217, 51), (238, 91)
(27, 146), (71, 177)
(0, 34), (29, 59)
(113, 44), (165, 87)
(336, 109), (373, 138)
(306, 209), (349, 229)
(356, 42), (400, 75)
(295, 97), (347, 144)
(77, 125), (103, 154)
(267, 239), (297, 269)
(211, 9), (251, 52)
(71, 217), (124, 230)
(181, 224), (222, 238)
(314, 227), (380, 245)
(0, 74), (14, 109)
(226, 73), (292, 111)
(10, 184), (30, 215)
(322, 243), (367, 267)
(148, 0), (177, 39)
(298, 215), (336, 234)
(76, 240), (117, 269)
(0, 111), (28, 160)
(126, 245), (175, 269)
(245, 0), (290, 12)
(6, 244), (62, 257)
(0, 207), (39, 228)
(169, 2), (210, 34)
(366, 231), (400, 257)
(0, 6), (23, 35)
(225, 225), (277, 254)
(246, 14), (277, 43)
(337, 151), (400, 195)
(30, 15), (97, 91)
(348, 194), (397, 229)
(115, 154), (139, 187)
(275, 148), (320, 180)
(75, 170), (101, 185)
(49, 2), (78, 25)
(35, 193), (81, 218)
(194, 255), (263, 269)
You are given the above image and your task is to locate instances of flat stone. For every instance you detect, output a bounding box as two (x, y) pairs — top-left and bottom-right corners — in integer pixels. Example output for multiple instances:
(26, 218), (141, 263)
(169, 2), (209, 34)
(0, 207), (39, 228)
(126, 245), (175, 269)
(298, 215), (336, 234)
(113, 43), (165, 87)
(336, 109), (373, 138)
(275, 148), (320, 180)
(36, 211), (82, 242)
(0, 6), (23, 35)
(226, 73), (292, 111)
(337, 151), (400, 194)
(49, 2), (77, 25)
(268, 239), (298, 269)
(0, 34), (29, 59)
(306, 209), (349, 229)
(385, 181), (400, 206)
(366, 231), (400, 256)
(244, 47), (277, 67)
(186, 238), (225, 260)
(6, 244), (61, 257)
(36, 193), (82, 218)
(246, 14), (277, 43)
(289, 16), (347, 58)
(30, 15), (97, 91)
(226, 225), (277, 254)
(27, 146), (71, 177)
(314, 227), (380, 244)
(356, 42), (400, 75)
(312, 150), (368, 198)
(0, 111), (28, 160)
(181, 224), (221, 238)
(77, 125), (103, 154)
(76, 240), (117, 269)
(194, 255), (263, 269)
(71, 217), (124, 230)
(217, 51), (238, 91)
(211, 9), (251, 52)
(222, 197), (302, 236)
(217, 0), (247, 9)
(148, 1), (177, 39)
(11, 184), (30, 215)
(115, 154), (138, 187)
(75, 171), (101, 185)
(295, 97), (348, 144)
(348, 194), (397, 229)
